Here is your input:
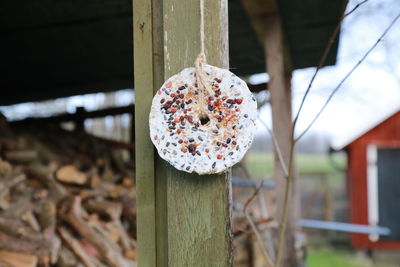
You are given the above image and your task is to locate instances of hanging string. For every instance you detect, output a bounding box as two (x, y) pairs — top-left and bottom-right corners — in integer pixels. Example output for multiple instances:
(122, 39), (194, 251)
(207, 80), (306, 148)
(195, 0), (214, 117)
(199, 0), (205, 56)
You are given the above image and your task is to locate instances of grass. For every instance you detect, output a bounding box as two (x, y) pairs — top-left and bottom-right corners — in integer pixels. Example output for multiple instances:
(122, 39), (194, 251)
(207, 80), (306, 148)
(307, 249), (366, 267)
(306, 248), (398, 267)
(243, 152), (346, 180)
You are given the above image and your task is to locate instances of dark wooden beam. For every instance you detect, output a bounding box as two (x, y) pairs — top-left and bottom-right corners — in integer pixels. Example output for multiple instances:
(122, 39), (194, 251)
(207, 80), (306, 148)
(10, 105), (134, 126)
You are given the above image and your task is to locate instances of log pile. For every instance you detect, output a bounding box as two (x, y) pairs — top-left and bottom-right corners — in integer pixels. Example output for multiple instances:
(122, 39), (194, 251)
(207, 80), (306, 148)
(0, 115), (136, 267)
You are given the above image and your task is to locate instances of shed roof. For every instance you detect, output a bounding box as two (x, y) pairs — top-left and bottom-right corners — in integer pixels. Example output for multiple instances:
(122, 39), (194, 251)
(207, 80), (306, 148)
(0, 0), (345, 105)
(331, 106), (400, 150)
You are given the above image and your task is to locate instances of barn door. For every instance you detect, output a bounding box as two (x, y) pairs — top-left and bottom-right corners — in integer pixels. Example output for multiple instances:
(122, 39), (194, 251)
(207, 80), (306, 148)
(377, 147), (400, 240)
(367, 145), (400, 241)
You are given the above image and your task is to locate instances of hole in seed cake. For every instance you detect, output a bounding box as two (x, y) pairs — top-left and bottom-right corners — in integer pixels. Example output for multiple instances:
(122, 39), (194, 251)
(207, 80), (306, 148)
(199, 115), (210, 125)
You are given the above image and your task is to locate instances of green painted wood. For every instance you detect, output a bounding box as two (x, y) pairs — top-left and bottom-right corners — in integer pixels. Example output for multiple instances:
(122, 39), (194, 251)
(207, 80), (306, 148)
(163, 0), (232, 266)
(133, 0), (164, 265)
(135, 0), (232, 265)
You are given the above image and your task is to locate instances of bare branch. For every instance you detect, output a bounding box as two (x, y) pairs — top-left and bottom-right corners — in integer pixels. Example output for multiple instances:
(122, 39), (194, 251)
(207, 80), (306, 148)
(344, 0), (368, 17)
(245, 211), (275, 267)
(242, 180), (275, 267)
(293, 0), (351, 128)
(293, 0), (370, 128)
(274, 140), (295, 267)
(293, 0), (370, 129)
(243, 181), (265, 211)
(275, 6), (399, 267)
(295, 11), (400, 142)
(258, 117), (289, 177)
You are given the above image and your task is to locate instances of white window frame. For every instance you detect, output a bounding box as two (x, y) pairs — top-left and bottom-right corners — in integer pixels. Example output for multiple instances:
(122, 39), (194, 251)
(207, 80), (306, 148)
(367, 144), (379, 242)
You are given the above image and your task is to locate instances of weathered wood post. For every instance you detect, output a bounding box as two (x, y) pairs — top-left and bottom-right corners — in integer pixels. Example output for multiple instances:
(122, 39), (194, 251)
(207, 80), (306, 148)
(265, 12), (299, 267)
(134, 0), (232, 266)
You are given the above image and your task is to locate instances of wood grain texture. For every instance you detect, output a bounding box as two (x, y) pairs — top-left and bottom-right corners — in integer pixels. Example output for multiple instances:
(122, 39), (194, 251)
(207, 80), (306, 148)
(265, 13), (299, 267)
(0, 250), (38, 267)
(135, 0), (232, 265)
(133, 0), (160, 265)
(163, 0), (232, 266)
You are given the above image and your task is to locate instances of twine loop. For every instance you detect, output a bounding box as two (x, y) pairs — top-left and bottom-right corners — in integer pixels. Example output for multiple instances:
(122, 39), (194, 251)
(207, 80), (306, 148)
(194, 0), (214, 117)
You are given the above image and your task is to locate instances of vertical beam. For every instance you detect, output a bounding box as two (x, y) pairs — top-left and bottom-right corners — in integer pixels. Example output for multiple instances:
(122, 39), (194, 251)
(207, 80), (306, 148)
(133, 0), (164, 265)
(134, 0), (232, 266)
(74, 107), (86, 132)
(163, 0), (232, 265)
(265, 13), (299, 267)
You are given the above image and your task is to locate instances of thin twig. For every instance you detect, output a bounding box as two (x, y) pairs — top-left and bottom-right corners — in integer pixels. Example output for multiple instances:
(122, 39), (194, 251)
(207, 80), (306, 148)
(293, 0), (351, 128)
(275, 5), (399, 267)
(245, 211), (275, 267)
(295, 11), (400, 142)
(237, 162), (257, 185)
(258, 117), (289, 177)
(344, 0), (368, 17)
(238, 161), (276, 260)
(244, 181), (264, 211)
(243, 181), (275, 267)
(275, 133), (295, 267)
(293, 0), (370, 130)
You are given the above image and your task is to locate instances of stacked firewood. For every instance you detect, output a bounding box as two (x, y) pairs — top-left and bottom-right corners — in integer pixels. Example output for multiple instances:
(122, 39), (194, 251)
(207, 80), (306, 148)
(0, 115), (136, 267)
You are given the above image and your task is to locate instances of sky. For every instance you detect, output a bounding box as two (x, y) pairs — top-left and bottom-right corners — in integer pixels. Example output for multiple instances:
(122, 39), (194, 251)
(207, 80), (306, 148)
(1, 0), (399, 149)
(256, 0), (400, 149)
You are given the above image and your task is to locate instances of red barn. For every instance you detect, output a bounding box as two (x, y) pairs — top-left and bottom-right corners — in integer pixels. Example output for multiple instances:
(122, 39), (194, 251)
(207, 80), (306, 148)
(335, 109), (400, 249)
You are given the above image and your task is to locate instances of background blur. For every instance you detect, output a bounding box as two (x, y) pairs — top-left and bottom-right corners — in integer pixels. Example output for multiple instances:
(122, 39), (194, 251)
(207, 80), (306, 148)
(1, 0), (400, 266)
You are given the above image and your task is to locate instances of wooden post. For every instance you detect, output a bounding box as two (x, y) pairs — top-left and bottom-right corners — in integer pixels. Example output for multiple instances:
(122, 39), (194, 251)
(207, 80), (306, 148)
(134, 0), (232, 266)
(133, 0), (163, 265)
(265, 13), (299, 267)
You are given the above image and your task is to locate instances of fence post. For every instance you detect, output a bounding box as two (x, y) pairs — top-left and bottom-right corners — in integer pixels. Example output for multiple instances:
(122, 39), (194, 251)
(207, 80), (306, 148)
(134, 0), (232, 265)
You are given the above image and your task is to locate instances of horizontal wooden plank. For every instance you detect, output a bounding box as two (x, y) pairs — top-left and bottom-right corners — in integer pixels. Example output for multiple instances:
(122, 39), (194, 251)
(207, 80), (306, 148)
(10, 104), (134, 125)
